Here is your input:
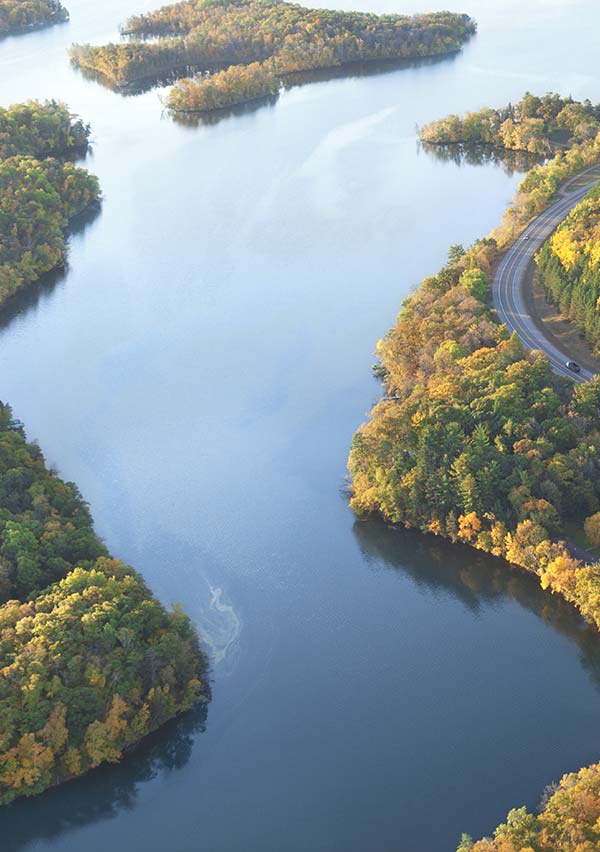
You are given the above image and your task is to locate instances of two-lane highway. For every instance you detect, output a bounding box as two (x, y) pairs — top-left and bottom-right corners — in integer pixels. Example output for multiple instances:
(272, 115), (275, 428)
(493, 171), (599, 384)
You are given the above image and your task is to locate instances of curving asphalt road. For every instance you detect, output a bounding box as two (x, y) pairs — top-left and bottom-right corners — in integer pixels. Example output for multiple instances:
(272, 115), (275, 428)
(493, 168), (600, 383)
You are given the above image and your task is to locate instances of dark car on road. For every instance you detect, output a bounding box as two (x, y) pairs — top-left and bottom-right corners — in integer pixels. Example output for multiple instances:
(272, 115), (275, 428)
(566, 360), (582, 373)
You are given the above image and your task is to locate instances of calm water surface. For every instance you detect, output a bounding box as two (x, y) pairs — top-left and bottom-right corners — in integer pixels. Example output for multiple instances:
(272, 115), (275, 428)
(2, 1), (600, 850)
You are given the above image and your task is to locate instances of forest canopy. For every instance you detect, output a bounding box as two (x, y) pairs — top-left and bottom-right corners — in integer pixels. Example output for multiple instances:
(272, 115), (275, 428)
(0, 0), (68, 35)
(457, 761), (600, 852)
(0, 100), (89, 158)
(69, 1), (475, 112)
(0, 403), (209, 805)
(0, 100), (100, 309)
(349, 239), (600, 613)
(167, 60), (279, 112)
(537, 183), (600, 355)
(421, 92), (600, 156)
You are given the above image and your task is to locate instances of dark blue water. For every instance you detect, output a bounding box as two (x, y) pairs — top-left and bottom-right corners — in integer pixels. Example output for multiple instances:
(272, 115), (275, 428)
(1, 1), (600, 850)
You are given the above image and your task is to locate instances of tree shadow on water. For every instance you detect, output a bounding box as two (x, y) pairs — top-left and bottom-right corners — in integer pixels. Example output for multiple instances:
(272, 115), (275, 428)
(420, 140), (543, 178)
(0, 703), (209, 852)
(0, 203), (101, 333)
(172, 53), (462, 129)
(353, 518), (600, 689)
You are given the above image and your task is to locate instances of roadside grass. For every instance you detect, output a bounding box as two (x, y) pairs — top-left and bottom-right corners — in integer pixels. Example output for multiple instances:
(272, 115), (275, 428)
(568, 163), (600, 189)
(564, 520), (600, 557)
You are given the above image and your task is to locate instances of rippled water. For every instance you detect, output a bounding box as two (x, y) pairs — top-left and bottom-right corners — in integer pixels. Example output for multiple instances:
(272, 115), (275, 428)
(1, 1), (600, 850)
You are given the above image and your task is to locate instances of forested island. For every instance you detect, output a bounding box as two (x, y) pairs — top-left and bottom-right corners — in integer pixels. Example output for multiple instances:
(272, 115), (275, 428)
(421, 92), (600, 156)
(537, 184), (600, 356)
(350, 94), (600, 850)
(0, 101), (100, 309)
(0, 103), (209, 805)
(0, 0), (68, 36)
(69, 0), (475, 113)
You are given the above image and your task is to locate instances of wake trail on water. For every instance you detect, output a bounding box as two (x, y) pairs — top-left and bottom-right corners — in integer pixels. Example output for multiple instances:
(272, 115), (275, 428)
(195, 582), (242, 666)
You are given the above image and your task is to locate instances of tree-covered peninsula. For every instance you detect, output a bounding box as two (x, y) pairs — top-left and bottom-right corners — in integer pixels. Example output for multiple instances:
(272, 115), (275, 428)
(350, 96), (600, 850)
(0, 404), (208, 804)
(536, 183), (600, 356)
(69, 0), (475, 112)
(421, 92), (600, 156)
(0, 100), (100, 309)
(0, 0), (68, 36)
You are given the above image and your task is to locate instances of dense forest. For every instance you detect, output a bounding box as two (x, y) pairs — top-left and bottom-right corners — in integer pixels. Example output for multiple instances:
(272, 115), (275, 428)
(0, 100), (89, 158)
(421, 92), (600, 156)
(0, 0), (68, 36)
(457, 762), (600, 852)
(349, 241), (600, 620)
(167, 61), (279, 112)
(351, 93), (600, 850)
(0, 101), (100, 309)
(536, 184), (600, 355)
(0, 403), (208, 804)
(69, 0), (475, 112)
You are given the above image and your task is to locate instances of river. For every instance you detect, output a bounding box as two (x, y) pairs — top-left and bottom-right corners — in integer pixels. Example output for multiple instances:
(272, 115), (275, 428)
(1, 1), (600, 850)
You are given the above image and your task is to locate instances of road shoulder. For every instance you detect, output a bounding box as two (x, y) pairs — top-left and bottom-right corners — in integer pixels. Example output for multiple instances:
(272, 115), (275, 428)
(522, 259), (600, 375)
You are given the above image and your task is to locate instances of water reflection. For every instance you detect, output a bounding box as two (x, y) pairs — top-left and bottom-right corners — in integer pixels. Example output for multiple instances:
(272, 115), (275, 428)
(0, 703), (208, 852)
(170, 93), (280, 128)
(173, 54), (461, 128)
(420, 141), (542, 177)
(70, 63), (193, 97)
(73, 51), (461, 128)
(353, 519), (600, 683)
(281, 52), (460, 92)
(0, 19), (69, 43)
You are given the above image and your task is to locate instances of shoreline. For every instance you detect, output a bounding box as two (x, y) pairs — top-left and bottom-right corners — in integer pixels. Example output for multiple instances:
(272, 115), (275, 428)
(0, 196), (101, 316)
(73, 46), (466, 97)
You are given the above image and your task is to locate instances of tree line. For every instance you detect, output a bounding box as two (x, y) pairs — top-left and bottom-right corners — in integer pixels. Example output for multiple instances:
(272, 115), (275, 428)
(0, 101), (100, 309)
(69, 0), (475, 112)
(537, 184), (600, 355)
(0, 0), (67, 36)
(422, 95), (600, 353)
(0, 402), (209, 805)
(349, 241), (600, 608)
(350, 91), (600, 851)
(0, 100), (89, 158)
(167, 61), (279, 112)
(457, 766), (600, 852)
(421, 92), (600, 156)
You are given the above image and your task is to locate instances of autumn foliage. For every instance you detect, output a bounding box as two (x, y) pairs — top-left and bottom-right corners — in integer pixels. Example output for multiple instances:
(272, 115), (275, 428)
(0, 110), (208, 805)
(350, 100), (600, 850)
(0, 404), (209, 805)
(168, 61), (279, 112)
(0, 101), (100, 309)
(349, 241), (600, 630)
(421, 92), (600, 156)
(537, 183), (600, 355)
(69, 0), (475, 112)
(0, 0), (67, 35)
(458, 762), (600, 851)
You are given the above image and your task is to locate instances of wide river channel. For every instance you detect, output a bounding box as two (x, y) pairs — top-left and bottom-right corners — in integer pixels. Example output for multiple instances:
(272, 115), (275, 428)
(2, 1), (600, 850)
